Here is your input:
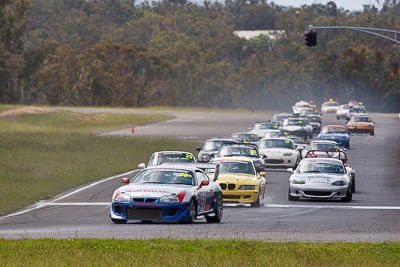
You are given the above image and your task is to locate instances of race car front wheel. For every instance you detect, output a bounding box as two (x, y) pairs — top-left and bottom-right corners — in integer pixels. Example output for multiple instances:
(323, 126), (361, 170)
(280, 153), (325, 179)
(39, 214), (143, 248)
(288, 189), (299, 201)
(182, 199), (196, 224)
(251, 192), (263, 207)
(341, 187), (352, 202)
(206, 195), (223, 223)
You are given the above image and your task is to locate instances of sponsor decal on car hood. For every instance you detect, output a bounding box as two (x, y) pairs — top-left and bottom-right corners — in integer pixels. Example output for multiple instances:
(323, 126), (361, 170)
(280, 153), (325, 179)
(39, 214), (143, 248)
(119, 184), (189, 197)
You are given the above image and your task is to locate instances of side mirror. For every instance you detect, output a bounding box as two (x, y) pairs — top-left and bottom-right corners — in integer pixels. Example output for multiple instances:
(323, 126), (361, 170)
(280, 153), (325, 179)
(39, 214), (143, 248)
(138, 163), (146, 169)
(196, 147), (201, 152)
(209, 153), (215, 158)
(199, 180), (210, 188)
(121, 177), (130, 184)
(213, 164), (220, 181)
(260, 172), (265, 177)
(262, 154), (267, 159)
(287, 168), (294, 173)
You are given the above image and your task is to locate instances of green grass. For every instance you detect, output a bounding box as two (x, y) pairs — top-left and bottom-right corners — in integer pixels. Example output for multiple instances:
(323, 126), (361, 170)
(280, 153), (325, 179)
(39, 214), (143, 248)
(0, 109), (199, 215)
(0, 104), (22, 113)
(0, 239), (399, 266)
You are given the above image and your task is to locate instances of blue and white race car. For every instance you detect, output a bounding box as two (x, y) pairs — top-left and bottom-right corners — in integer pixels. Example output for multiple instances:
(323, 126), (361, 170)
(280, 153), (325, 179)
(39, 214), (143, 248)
(317, 125), (351, 149)
(110, 164), (223, 224)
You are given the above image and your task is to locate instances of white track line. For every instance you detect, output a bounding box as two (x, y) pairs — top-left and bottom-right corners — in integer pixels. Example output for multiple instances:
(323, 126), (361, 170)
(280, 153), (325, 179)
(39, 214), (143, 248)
(22, 202), (400, 211)
(1, 169), (138, 219)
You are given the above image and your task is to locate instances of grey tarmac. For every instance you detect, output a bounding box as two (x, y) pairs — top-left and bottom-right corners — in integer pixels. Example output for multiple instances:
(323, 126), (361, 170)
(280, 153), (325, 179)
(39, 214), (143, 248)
(0, 109), (399, 242)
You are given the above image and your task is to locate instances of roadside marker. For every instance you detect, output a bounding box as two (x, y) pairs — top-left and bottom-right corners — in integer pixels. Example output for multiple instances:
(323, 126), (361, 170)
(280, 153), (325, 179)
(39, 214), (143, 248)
(131, 125), (135, 133)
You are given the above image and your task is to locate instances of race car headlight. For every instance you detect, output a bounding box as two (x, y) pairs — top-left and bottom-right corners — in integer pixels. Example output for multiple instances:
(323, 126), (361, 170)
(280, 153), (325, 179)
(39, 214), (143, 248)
(238, 185), (256, 190)
(331, 181), (347, 186)
(283, 153), (293, 157)
(116, 194), (131, 203)
(291, 179), (305, 184)
(159, 194), (180, 203)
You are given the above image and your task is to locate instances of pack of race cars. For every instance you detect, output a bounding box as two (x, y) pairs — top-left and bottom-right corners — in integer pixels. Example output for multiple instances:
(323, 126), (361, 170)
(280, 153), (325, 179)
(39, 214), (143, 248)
(110, 100), (373, 224)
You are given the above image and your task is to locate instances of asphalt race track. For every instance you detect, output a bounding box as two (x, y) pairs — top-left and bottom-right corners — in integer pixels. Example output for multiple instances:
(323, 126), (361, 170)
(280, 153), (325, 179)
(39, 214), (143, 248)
(1, 109), (400, 242)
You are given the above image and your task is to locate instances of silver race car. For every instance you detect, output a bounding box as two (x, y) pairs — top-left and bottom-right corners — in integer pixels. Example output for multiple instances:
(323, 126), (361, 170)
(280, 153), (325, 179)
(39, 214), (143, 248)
(288, 158), (352, 202)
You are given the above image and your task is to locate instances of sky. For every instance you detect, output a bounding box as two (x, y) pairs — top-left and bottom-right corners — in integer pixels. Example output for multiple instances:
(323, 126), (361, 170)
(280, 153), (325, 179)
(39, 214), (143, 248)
(271, 0), (379, 11)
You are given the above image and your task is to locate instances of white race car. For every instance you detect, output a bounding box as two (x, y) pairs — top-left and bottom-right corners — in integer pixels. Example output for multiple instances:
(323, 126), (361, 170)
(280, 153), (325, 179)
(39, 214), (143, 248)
(258, 138), (300, 168)
(288, 158), (352, 201)
(249, 122), (280, 139)
(336, 104), (352, 120)
(321, 101), (340, 113)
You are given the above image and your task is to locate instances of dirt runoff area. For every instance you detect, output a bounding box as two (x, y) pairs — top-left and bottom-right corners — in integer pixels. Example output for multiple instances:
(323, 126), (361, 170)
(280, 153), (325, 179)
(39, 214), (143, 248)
(0, 107), (52, 118)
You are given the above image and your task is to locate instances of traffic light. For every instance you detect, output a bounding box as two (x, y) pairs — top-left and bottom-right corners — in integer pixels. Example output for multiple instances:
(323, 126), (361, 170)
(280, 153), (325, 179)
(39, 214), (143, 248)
(305, 31), (317, 47)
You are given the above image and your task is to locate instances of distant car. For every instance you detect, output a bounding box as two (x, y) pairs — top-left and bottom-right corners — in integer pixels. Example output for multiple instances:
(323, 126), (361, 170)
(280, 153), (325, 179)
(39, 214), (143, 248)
(249, 122), (280, 139)
(298, 116), (320, 134)
(110, 164), (223, 224)
(300, 109), (322, 124)
(288, 158), (352, 202)
(258, 138), (300, 168)
(210, 157), (266, 207)
(286, 136), (307, 156)
(346, 115), (374, 135)
(271, 113), (293, 126)
(138, 151), (196, 168)
(214, 143), (265, 172)
(280, 118), (311, 140)
(231, 132), (259, 145)
(301, 140), (340, 158)
(321, 101), (340, 113)
(293, 101), (313, 114)
(196, 139), (238, 163)
(336, 104), (352, 120)
(317, 125), (351, 149)
(345, 106), (368, 121)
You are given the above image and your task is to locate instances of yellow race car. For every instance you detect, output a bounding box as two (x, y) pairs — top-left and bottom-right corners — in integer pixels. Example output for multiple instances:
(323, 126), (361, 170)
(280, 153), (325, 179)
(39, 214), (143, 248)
(210, 157), (266, 207)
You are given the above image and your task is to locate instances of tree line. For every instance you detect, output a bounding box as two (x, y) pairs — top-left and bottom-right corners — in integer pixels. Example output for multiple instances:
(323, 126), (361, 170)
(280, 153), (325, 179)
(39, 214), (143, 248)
(0, 0), (399, 111)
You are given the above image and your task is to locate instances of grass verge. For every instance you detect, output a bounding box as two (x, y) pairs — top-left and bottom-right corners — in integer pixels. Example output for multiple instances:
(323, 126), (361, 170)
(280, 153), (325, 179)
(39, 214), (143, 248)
(0, 109), (199, 215)
(0, 239), (399, 266)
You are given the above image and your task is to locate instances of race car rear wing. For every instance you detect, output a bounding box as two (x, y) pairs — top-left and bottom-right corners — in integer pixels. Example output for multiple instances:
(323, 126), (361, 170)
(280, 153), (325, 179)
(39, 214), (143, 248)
(304, 149), (348, 163)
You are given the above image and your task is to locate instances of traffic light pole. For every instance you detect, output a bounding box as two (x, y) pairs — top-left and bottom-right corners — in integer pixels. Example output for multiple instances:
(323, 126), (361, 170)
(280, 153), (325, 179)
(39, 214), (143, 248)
(309, 25), (400, 45)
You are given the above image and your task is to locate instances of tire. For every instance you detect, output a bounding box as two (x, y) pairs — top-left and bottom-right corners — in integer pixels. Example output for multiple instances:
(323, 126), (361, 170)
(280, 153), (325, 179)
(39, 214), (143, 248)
(251, 191), (262, 207)
(288, 189), (299, 201)
(345, 142), (350, 149)
(370, 130), (374, 136)
(111, 218), (127, 224)
(182, 199), (196, 224)
(341, 187), (352, 202)
(336, 116), (340, 120)
(351, 175), (356, 193)
(206, 195), (223, 223)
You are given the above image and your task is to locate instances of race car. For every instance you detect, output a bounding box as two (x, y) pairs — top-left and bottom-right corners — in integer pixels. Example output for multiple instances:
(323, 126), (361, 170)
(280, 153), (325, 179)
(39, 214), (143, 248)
(231, 132), (259, 145)
(345, 106), (368, 121)
(302, 140), (342, 158)
(214, 143), (265, 172)
(298, 116), (320, 134)
(249, 122), (280, 139)
(304, 149), (356, 193)
(293, 101), (313, 114)
(110, 164), (223, 224)
(336, 104), (352, 120)
(196, 138), (238, 163)
(210, 157), (266, 207)
(346, 115), (374, 135)
(288, 158), (352, 202)
(317, 125), (351, 149)
(258, 138), (300, 168)
(271, 113), (293, 126)
(138, 151), (196, 168)
(280, 118), (312, 140)
(300, 109), (322, 124)
(321, 100), (340, 113)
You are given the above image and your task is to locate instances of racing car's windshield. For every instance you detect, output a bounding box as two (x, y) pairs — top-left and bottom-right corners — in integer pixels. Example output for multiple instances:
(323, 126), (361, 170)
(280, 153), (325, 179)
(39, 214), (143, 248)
(289, 137), (305, 144)
(299, 162), (345, 174)
(321, 127), (346, 134)
(273, 114), (291, 121)
(218, 162), (255, 175)
(253, 123), (278, 130)
(301, 110), (318, 116)
(232, 134), (259, 142)
(339, 105), (351, 110)
(218, 146), (259, 158)
(258, 139), (294, 149)
(323, 102), (339, 107)
(152, 153), (195, 166)
(310, 143), (338, 150)
(352, 117), (372, 122)
(352, 107), (366, 113)
(283, 120), (305, 126)
(203, 140), (235, 151)
(132, 169), (195, 185)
